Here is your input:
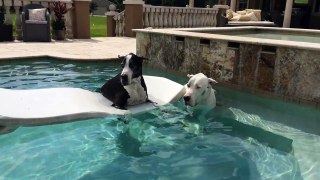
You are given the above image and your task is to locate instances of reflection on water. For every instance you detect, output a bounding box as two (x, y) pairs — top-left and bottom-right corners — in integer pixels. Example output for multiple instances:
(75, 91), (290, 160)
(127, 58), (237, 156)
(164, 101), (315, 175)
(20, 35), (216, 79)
(0, 59), (318, 179)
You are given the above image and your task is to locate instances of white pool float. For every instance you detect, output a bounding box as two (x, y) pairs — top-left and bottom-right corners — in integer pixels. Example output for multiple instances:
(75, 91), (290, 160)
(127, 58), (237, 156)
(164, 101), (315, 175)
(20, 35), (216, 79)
(0, 76), (185, 128)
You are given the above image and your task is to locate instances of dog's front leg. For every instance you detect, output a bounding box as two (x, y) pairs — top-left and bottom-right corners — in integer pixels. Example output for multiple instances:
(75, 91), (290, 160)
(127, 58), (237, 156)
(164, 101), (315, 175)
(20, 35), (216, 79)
(113, 93), (128, 110)
(193, 105), (213, 133)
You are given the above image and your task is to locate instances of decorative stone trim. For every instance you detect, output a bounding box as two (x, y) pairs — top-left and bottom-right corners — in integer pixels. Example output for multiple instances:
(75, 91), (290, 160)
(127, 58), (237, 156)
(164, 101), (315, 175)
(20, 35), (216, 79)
(123, 0), (144, 5)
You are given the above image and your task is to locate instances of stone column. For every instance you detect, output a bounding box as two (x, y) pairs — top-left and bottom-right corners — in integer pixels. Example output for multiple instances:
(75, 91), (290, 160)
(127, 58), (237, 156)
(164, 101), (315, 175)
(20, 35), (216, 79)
(283, 0), (293, 28)
(230, 0), (237, 11)
(214, 5), (229, 27)
(123, 0), (144, 37)
(73, 0), (91, 39)
(14, 6), (22, 40)
(189, 0), (194, 7)
(13, 0), (23, 39)
(65, 2), (74, 39)
(106, 4), (118, 37)
(4, 0), (12, 25)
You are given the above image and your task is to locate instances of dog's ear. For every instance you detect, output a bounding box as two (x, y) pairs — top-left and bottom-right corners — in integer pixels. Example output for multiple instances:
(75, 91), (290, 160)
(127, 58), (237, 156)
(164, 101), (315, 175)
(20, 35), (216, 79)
(118, 55), (125, 59)
(187, 74), (194, 78)
(137, 55), (148, 61)
(208, 78), (218, 87)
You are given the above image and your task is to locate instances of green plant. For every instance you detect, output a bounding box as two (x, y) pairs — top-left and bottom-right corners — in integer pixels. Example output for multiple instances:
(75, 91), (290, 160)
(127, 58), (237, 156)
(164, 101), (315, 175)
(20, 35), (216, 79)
(49, 1), (71, 30)
(51, 19), (65, 30)
(109, 0), (124, 11)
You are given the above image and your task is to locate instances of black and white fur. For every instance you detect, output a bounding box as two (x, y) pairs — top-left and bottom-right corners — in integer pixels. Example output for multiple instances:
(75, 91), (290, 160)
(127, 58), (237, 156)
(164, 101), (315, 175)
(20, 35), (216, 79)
(99, 53), (148, 109)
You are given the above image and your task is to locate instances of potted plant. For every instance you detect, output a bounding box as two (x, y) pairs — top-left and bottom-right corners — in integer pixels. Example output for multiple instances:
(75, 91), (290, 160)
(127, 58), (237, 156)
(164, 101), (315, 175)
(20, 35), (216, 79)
(0, 6), (13, 42)
(49, 1), (71, 40)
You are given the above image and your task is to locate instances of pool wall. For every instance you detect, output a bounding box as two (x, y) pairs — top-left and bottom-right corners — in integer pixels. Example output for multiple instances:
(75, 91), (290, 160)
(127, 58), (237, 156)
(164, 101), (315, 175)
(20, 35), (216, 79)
(135, 27), (320, 106)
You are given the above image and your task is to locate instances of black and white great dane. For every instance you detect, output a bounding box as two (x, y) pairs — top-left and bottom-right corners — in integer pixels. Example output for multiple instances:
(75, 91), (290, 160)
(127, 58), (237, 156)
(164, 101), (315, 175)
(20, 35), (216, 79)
(99, 53), (149, 110)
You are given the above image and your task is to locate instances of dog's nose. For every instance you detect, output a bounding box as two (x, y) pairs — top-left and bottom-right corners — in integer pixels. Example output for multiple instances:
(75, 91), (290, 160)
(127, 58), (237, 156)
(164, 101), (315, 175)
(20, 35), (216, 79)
(183, 96), (191, 102)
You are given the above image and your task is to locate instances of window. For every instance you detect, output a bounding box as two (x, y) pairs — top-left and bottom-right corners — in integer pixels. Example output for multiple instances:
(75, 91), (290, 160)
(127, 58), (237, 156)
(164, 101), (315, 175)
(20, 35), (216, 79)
(315, 0), (320, 13)
(238, 0), (248, 10)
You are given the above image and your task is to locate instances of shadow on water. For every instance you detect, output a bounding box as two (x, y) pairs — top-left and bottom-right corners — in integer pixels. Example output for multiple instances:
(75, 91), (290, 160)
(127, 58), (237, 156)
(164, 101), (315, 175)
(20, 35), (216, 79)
(216, 86), (320, 136)
(205, 106), (294, 154)
(116, 126), (155, 158)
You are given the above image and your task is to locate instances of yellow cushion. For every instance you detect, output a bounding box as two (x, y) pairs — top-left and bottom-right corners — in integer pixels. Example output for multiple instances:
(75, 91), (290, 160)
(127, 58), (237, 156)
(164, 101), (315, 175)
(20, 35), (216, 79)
(245, 9), (261, 21)
(238, 14), (251, 21)
(236, 10), (247, 15)
(230, 12), (240, 21)
(247, 12), (258, 21)
(226, 9), (234, 21)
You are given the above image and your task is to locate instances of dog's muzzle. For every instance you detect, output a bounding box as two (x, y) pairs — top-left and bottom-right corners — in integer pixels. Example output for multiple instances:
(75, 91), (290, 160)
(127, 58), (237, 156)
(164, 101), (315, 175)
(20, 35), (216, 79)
(183, 96), (191, 105)
(120, 74), (129, 86)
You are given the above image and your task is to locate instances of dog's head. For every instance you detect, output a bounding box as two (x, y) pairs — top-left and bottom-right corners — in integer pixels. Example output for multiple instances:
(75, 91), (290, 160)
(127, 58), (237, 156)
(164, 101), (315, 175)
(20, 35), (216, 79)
(119, 53), (146, 86)
(183, 73), (217, 107)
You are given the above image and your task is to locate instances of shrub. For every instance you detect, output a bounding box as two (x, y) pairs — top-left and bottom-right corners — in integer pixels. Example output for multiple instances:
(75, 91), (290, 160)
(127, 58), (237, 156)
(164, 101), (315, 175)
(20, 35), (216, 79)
(90, 2), (98, 14)
(49, 1), (71, 30)
(109, 0), (124, 11)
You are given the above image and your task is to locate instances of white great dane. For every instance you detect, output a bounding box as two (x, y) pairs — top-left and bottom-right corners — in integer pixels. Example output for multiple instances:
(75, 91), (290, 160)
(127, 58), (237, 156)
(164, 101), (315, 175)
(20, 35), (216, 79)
(183, 73), (217, 107)
(182, 73), (218, 134)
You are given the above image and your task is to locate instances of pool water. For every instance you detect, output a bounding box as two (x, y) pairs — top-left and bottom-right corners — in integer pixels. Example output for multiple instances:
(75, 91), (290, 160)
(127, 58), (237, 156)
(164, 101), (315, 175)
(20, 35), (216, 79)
(0, 59), (319, 179)
(217, 31), (320, 44)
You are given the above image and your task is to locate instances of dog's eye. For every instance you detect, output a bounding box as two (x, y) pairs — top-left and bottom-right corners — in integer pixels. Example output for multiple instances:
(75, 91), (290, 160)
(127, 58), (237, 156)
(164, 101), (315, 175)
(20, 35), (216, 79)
(187, 83), (190, 88)
(196, 85), (201, 89)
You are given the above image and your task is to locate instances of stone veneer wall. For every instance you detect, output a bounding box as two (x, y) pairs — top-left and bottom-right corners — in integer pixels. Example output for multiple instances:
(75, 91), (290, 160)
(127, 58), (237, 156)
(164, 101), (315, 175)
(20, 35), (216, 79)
(137, 33), (235, 81)
(136, 32), (320, 106)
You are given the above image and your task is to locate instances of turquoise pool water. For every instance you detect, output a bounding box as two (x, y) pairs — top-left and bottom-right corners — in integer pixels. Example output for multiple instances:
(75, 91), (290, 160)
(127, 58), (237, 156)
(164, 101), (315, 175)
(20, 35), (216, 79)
(0, 59), (319, 179)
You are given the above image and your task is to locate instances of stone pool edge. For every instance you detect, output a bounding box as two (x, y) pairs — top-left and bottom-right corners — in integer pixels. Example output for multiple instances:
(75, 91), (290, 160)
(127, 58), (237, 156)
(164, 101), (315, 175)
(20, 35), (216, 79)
(134, 27), (320, 110)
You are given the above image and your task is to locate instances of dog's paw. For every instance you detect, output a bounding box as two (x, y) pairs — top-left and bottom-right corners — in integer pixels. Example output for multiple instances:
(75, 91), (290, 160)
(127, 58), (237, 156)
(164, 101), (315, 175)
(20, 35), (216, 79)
(115, 106), (127, 110)
(112, 103), (127, 110)
(147, 99), (157, 105)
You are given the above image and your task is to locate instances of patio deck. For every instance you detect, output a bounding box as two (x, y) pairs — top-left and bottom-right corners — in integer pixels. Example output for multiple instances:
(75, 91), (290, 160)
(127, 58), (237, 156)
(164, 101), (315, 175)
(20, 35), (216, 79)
(0, 37), (136, 60)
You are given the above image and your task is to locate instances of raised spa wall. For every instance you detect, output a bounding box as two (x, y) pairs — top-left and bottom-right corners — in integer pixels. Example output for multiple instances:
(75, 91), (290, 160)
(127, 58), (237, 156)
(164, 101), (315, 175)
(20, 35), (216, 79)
(135, 28), (320, 107)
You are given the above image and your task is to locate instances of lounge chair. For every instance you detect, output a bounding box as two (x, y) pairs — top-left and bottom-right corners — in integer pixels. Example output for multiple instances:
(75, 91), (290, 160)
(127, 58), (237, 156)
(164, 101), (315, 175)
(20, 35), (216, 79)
(22, 4), (51, 42)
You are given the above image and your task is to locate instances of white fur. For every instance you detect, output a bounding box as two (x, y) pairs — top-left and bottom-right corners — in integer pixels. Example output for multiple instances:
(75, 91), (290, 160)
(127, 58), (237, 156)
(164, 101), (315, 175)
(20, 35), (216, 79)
(123, 77), (147, 105)
(184, 73), (217, 107)
(121, 54), (133, 84)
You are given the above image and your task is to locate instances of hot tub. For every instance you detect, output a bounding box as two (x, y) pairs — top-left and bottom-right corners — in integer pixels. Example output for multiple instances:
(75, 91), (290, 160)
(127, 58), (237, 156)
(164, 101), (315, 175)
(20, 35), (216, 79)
(135, 27), (320, 106)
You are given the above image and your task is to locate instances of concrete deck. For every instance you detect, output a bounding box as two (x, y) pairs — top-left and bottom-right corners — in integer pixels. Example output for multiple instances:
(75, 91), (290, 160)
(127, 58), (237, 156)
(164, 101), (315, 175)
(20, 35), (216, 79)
(0, 37), (136, 60)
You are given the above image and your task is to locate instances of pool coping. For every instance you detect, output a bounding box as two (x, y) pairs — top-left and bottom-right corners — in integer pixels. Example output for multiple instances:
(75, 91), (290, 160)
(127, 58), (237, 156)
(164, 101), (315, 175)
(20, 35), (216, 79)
(0, 37), (136, 61)
(134, 27), (320, 51)
(0, 55), (117, 61)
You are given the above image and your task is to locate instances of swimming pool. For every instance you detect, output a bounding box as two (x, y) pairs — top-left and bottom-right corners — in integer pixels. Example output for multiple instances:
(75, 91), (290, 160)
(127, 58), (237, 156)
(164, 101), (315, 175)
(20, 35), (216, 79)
(0, 59), (319, 179)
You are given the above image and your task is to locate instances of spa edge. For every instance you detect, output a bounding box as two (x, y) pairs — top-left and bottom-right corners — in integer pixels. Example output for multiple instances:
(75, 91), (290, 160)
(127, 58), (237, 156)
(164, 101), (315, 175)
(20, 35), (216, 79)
(134, 27), (320, 107)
